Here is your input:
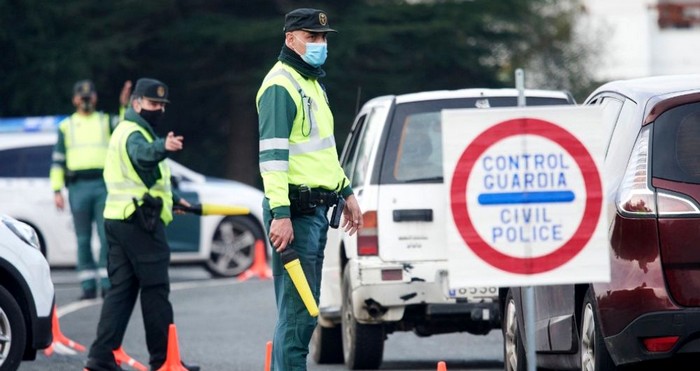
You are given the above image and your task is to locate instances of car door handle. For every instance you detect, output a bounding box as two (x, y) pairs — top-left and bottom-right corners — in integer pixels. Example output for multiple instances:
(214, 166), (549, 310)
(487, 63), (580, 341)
(393, 209), (433, 222)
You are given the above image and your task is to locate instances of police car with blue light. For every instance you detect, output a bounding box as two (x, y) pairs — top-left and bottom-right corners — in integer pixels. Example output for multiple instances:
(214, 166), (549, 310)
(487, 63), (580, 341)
(0, 116), (267, 278)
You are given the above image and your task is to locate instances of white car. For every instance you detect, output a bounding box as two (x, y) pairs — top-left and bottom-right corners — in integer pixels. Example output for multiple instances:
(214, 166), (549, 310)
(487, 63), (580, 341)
(0, 213), (55, 369)
(0, 118), (268, 278)
(311, 88), (576, 369)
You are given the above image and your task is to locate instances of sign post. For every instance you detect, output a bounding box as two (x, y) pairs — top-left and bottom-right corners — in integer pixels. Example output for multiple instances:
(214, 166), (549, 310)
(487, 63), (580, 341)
(515, 69), (537, 371)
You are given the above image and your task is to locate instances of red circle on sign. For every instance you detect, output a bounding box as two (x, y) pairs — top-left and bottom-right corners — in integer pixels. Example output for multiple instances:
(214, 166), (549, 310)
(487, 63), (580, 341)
(450, 118), (602, 274)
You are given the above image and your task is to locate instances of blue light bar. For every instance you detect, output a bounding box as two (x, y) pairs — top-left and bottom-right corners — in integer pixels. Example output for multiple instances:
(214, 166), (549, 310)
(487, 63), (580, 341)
(0, 116), (67, 133)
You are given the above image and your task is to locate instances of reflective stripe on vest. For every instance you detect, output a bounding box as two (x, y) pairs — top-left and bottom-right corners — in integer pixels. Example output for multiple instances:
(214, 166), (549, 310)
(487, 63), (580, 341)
(259, 68), (337, 157)
(103, 121), (173, 224)
(63, 112), (110, 170)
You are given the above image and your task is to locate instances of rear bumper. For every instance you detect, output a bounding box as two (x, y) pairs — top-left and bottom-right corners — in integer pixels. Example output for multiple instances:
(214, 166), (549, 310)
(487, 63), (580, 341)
(606, 309), (700, 365)
(347, 259), (500, 327)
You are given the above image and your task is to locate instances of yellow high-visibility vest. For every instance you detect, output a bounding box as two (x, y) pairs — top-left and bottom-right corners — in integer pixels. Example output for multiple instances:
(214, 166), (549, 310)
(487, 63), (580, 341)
(62, 112), (110, 170)
(50, 112), (110, 190)
(256, 62), (349, 210)
(102, 121), (173, 225)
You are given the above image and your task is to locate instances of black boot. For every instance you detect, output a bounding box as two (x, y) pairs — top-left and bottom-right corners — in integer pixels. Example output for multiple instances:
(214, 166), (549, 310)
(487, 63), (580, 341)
(151, 361), (200, 371)
(79, 288), (97, 300)
(84, 357), (124, 371)
(182, 362), (200, 371)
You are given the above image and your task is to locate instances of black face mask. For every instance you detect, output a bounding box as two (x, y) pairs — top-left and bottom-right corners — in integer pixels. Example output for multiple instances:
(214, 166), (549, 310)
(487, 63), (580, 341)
(139, 108), (164, 128)
(80, 97), (95, 112)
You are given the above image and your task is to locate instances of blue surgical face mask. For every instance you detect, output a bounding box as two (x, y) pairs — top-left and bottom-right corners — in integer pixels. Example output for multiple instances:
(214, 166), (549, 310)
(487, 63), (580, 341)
(295, 36), (328, 67)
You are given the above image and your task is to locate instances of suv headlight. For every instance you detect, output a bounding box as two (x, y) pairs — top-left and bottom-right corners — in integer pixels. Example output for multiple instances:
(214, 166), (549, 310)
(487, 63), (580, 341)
(1, 215), (41, 250)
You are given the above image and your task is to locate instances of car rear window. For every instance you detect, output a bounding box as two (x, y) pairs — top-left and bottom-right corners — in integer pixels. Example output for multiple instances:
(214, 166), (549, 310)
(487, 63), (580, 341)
(652, 102), (700, 184)
(381, 96), (572, 184)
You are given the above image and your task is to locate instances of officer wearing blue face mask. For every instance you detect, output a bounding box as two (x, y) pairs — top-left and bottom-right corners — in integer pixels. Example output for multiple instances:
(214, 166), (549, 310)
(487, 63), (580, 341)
(256, 7), (363, 371)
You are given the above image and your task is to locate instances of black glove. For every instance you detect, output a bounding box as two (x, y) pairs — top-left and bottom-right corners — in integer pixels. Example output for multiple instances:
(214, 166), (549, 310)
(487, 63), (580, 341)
(132, 193), (163, 232)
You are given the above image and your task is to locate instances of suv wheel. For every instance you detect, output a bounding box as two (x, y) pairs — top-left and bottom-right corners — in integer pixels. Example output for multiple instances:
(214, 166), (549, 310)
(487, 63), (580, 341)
(205, 216), (263, 278)
(341, 267), (384, 370)
(0, 285), (27, 371)
(581, 288), (615, 371)
(310, 324), (343, 364)
(503, 288), (526, 371)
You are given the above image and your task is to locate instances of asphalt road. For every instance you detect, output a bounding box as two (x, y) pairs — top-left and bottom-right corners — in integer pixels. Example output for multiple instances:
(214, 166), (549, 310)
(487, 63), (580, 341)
(19, 266), (504, 371)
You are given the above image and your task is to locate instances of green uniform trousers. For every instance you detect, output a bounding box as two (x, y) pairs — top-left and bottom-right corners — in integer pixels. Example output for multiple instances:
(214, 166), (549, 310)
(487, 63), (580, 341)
(87, 218), (173, 370)
(264, 198), (329, 371)
(67, 178), (110, 292)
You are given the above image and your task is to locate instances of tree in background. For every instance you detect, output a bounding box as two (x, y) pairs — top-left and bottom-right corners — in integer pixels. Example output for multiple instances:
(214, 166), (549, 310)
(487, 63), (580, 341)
(0, 0), (598, 188)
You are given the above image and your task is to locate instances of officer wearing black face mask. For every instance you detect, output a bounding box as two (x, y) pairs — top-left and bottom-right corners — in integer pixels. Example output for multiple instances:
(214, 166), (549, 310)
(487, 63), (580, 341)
(85, 78), (199, 371)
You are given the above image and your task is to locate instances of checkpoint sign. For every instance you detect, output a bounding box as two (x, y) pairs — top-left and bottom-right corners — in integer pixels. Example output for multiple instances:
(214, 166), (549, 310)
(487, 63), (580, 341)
(443, 106), (610, 288)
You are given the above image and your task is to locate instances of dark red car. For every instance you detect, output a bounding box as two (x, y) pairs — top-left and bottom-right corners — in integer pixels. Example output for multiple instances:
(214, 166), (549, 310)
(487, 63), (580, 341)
(501, 74), (700, 371)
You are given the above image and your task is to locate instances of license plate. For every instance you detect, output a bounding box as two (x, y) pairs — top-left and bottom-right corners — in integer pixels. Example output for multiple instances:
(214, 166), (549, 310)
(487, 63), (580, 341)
(446, 286), (498, 300)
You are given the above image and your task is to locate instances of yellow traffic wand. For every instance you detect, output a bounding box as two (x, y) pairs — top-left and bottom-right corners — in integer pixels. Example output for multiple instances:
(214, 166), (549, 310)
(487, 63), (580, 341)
(174, 203), (250, 216)
(280, 249), (319, 317)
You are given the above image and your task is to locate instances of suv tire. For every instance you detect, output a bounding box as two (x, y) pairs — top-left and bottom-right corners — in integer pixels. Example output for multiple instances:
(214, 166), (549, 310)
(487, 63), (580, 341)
(581, 287), (615, 371)
(310, 323), (343, 364)
(341, 267), (384, 370)
(503, 288), (526, 371)
(0, 285), (27, 371)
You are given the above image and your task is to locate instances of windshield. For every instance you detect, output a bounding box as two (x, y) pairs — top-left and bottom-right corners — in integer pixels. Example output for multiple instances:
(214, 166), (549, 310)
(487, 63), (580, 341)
(381, 96), (572, 184)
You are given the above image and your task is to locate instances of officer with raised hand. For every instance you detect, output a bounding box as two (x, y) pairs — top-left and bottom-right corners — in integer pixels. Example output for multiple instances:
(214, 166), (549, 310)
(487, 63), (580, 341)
(50, 79), (131, 300)
(84, 78), (198, 371)
(256, 8), (363, 370)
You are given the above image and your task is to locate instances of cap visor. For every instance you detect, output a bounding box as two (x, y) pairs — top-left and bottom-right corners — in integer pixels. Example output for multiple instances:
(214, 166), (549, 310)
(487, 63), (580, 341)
(144, 97), (170, 103)
(302, 27), (337, 33)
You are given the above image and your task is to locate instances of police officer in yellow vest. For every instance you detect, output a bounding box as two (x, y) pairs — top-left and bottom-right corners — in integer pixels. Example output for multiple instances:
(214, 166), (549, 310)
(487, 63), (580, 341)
(256, 8), (363, 370)
(50, 79), (132, 300)
(85, 78), (198, 371)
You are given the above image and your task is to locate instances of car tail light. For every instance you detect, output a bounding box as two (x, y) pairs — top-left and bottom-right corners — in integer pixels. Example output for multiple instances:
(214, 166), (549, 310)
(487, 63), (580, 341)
(657, 190), (700, 216)
(357, 210), (378, 256)
(617, 127), (656, 216)
(642, 336), (679, 352)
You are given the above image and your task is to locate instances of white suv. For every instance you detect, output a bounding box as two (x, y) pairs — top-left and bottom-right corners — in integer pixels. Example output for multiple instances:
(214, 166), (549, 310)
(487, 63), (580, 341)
(0, 214), (55, 369)
(311, 88), (575, 369)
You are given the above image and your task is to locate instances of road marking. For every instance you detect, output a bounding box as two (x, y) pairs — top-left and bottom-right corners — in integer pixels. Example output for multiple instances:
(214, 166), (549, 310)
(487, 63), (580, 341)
(56, 278), (243, 318)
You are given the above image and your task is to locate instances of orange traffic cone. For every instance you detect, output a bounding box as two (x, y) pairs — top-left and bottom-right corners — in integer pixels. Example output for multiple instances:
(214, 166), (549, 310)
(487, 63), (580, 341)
(44, 305), (86, 356)
(156, 324), (187, 371)
(264, 341), (272, 371)
(238, 240), (272, 281)
(437, 360), (447, 371)
(113, 346), (148, 371)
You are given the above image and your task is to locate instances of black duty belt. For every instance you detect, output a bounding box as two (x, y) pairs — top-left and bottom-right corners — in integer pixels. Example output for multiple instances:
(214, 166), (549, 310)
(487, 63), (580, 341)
(289, 184), (339, 208)
(289, 184), (345, 228)
(66, 171), (104, 183)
